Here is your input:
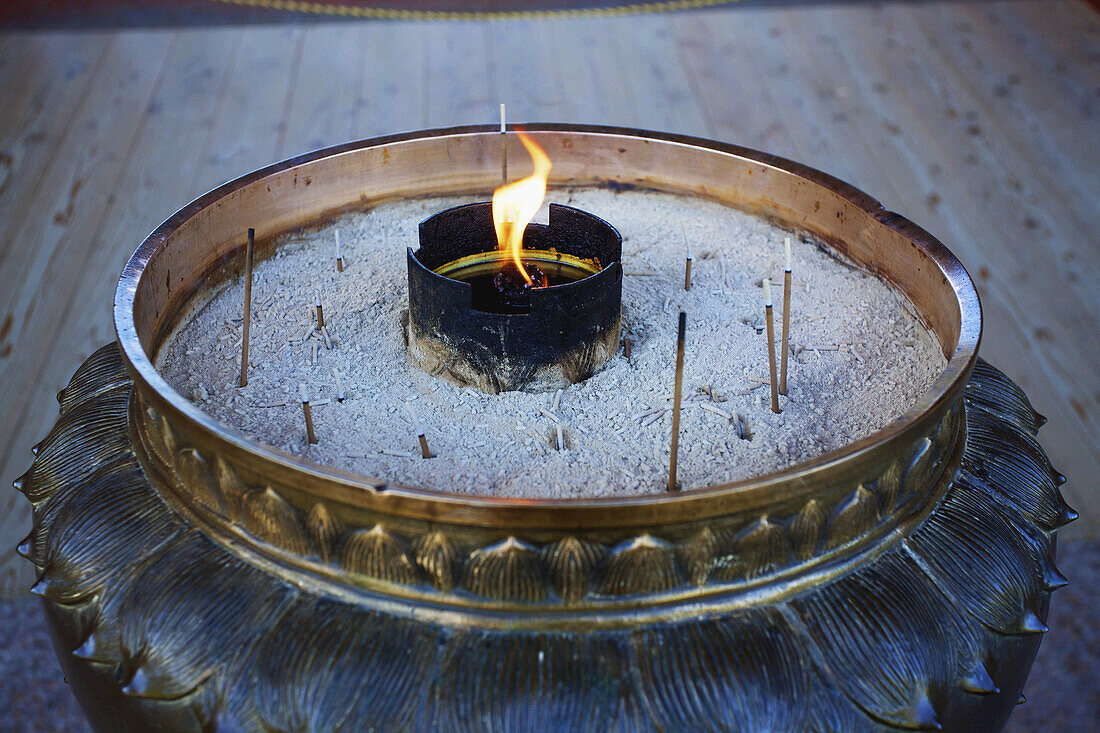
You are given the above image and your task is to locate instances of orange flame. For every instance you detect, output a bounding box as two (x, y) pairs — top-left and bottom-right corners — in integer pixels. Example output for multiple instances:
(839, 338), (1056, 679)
(492, 131), (552, 285)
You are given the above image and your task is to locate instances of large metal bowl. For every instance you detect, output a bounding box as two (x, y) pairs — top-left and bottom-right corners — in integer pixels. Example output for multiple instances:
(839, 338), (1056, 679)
(20, 125), (1073, 732)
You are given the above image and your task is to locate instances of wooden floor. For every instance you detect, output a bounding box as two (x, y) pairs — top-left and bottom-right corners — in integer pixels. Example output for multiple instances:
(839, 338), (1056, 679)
(0, 0), (1096, 596)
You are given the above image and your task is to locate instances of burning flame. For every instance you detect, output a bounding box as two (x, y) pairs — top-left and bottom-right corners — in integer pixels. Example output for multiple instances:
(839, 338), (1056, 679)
(492, 131), (552, 285)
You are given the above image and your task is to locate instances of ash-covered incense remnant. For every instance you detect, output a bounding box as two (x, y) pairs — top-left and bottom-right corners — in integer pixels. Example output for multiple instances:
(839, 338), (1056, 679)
(315, 291), (325, 330)
(300, 384), (318, 445)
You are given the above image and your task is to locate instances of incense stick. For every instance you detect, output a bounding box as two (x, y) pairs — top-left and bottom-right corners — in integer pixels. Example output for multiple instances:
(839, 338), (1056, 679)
(335, 229), (344, 272)
(300, 384), (318, 444)
(334, 369), (345, 402)
(681, 221), (692, 291)
(539, 408), (562, 424)
(764, 279), (781, 414)
(500, 103), (507, 185)
(780, 237), (792, 395)
(668, 311), (687, 492)
(238, 228), (255, 388)
(315, 291), (325, 330)
(405, 402), (433, 459)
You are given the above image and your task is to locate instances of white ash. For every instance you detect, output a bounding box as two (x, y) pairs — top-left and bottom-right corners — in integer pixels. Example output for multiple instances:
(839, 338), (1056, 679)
(156, 188), (946, 498)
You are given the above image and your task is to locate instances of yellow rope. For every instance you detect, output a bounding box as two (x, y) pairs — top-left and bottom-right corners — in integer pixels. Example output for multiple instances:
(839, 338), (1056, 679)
(210, 0), (739, 21)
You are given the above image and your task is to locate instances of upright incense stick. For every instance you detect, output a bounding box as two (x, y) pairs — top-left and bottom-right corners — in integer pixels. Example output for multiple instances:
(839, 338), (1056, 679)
(300, 384), (318, 444)
(238, 228), (255, 388)
(780, 237), (792, 395)
(315, 292), (325, 330)
(682, 221), (692, 291)
(335, 229), (344, 272)
(668, 311), (687, 492)
(334, 369), (345, 402)
(764, 279), (781, 414)
(405, 402), (433, 459)
(500, 103), (507, 185)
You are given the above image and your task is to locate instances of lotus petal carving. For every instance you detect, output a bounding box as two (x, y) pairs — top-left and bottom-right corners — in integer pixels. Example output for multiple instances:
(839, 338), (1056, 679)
(305, 502), (342, 564)
(341, 525), (418, 585)
(412, 531), (459, 592)
(465, 537), (544, 602)
(542, 536), (605, 602)
(600, 535), (682, 596)
(236, 487), (311, 557)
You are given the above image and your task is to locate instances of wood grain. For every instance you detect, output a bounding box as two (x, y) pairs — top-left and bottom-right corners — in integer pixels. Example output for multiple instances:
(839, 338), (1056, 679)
(1, 0), (1096, 596)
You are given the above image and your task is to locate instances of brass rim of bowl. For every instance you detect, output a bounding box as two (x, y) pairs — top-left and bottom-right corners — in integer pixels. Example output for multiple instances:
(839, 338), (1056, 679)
(113, 124), (981, 530)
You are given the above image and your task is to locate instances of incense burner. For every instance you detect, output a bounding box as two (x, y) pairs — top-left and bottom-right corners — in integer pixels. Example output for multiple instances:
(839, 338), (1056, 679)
(408, 201), (623, 393)
(18, 125), (1073, 732)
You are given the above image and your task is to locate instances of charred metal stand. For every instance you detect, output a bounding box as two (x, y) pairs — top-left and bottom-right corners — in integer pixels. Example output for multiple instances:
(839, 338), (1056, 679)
(407, 201), (622, 393)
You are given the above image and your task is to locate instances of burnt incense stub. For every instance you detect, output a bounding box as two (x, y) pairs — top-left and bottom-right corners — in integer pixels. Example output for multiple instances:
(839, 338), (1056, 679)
(407, 202), (622, 393)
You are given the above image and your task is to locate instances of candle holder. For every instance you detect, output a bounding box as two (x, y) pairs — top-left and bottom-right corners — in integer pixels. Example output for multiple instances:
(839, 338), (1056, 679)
(17, 125), (1072, 732)
(408, 201), (622, 393)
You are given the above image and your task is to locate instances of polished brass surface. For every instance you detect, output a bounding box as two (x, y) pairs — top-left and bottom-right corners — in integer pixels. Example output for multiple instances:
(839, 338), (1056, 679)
(17, 126), (1074, 731)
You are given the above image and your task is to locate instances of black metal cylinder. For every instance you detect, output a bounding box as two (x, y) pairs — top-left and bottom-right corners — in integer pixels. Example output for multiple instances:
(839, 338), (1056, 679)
(407, 202), (622, 393)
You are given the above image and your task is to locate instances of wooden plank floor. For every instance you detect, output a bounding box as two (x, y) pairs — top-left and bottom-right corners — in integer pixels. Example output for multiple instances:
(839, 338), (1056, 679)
(0, 0), (1096, 596)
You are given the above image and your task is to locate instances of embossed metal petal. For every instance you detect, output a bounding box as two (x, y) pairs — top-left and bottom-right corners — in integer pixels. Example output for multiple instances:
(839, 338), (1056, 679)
(19, 388), (132, 507)
(465, 537), (544, 602)
(412, 530), (459, 592)
(305, 502), (343, 564)
(964, 359), (1046, 436)
(788, 550), (974, 730)
(236, 487), (312, 557)
(632, 609), (812, 731)
(961, 410), (1075, 531)
(340, 525), (418, 585)
(899, 437), (935, 509)
(790, 498), (827, 562)
(542, 535), (605, 602)
(56, 343), (133, 416)
(117, 532), (297, 701)
(825, 484), (880, 550)
(907, 484), (1046, 636)
(716, 517), (789, 581)
(30, 454), (180, 605)
(237, 596), (437, 731)
(870, 460), (904, 518)
(433, 630), (624, 731)
(599, 535), (682, 596)
(175, 448), (229, 517)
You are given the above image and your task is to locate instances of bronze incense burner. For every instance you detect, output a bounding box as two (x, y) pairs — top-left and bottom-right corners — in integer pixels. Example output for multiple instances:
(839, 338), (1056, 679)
(18, 125), (1072, 732)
